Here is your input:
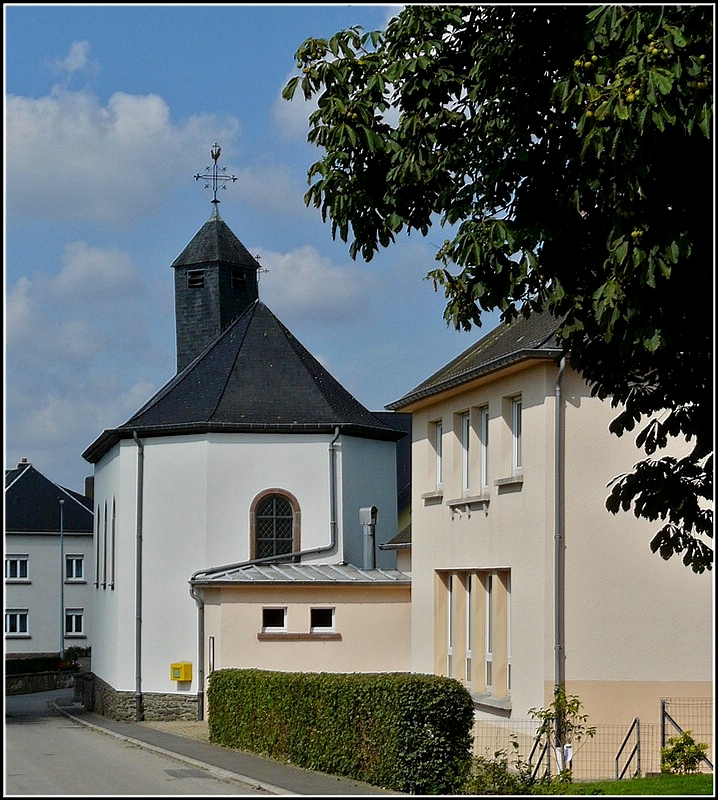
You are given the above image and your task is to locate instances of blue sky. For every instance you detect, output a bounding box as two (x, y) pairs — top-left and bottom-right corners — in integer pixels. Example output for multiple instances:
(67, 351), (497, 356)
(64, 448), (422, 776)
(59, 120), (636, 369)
(4, 2), (500, 493)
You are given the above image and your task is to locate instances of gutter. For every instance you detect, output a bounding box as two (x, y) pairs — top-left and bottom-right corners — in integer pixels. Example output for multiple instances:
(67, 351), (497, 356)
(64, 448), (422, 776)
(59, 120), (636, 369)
(554, 357), (566, 757)
(188, 426), (341, 720)
(132, 431), (144, 722)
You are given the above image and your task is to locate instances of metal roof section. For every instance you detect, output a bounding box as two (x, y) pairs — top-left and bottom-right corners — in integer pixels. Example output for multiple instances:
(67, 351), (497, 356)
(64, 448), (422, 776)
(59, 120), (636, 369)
(386, 309), (564, 410)
(83, 300), (403, 463)
(191, 562), (411, 586)
(4, 460), (93, 533)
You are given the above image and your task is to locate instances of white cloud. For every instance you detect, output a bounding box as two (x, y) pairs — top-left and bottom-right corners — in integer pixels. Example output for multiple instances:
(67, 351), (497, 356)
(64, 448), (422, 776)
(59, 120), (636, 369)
(5, 87), (240, 225)
(53, 40), (96, 77)
(272, 73), (315, 141)
(255, 244), (377, 324)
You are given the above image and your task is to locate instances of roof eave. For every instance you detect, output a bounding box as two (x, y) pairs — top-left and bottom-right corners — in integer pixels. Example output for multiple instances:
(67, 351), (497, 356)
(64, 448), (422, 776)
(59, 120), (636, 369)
(386, 348), (563, 411)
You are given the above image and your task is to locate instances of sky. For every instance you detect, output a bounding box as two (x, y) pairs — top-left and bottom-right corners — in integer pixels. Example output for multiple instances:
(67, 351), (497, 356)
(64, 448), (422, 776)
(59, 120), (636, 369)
(4, 2), (501, 493)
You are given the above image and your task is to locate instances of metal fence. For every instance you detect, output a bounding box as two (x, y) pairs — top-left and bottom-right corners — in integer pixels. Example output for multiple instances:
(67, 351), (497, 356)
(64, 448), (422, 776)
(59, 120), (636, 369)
(471, 697), (713, 782)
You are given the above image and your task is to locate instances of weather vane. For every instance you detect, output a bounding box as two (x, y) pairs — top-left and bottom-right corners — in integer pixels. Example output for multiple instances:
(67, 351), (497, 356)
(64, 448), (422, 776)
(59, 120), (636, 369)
(194, 143), (237, 211)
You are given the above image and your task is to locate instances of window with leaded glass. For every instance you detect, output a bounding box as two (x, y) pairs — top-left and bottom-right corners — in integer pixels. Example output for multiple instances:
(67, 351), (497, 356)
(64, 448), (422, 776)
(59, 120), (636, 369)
(254, 493), (296, 559)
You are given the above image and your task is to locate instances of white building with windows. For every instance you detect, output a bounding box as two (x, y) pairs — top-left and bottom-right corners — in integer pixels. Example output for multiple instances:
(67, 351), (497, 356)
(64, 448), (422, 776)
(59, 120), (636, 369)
(80, 208), (411, 720)
(386, 310), (713, 731)
(4, 459), (94, 657)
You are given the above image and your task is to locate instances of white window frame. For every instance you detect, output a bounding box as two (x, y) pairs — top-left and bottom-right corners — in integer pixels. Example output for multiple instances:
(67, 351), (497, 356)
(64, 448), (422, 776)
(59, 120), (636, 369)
(5, 555), (29, 581)
(461, 411), (471, 495)
(5, 609), (29, 636)
(479, 405), (489, 493)
(434, 420), (443, 489)
(261, 607), (287, 632)
(485, 573), (494, 691)
(506, 572), (512, 693)
(310, 607), (335, 632)
(511, 396), (522, 474)
(64, 608), (84, 636)
(465, 574), (473, 687)
(65, 554), (84, 582)
(447, 574), (454, 677)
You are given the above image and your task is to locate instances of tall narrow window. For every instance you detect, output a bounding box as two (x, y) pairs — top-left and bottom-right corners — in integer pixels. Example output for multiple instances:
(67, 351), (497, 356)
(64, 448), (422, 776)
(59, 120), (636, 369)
(110, 499), (116, 589)
(485, 573), (494, 691)
(94, 504), (100, 588)
(511, 396), (522, 474)
(479, 406), (489, 493)
(251, 490), (300, 561)
(461, 411), (471, 495)
(434, 420), (443, 489)
(465, 574), (473, 687)
(506, 573), (512, 693)
(447, 574), (454, 677)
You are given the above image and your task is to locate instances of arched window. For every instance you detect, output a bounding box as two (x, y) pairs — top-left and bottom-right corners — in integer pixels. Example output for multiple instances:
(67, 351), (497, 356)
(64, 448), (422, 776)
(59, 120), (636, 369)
(250, 490), (300, 561)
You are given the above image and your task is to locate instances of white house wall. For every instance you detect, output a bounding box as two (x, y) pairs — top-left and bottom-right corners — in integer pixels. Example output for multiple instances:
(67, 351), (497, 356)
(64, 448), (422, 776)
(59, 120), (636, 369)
(89, 428), (399, 698)
(5, 531), (93, 656)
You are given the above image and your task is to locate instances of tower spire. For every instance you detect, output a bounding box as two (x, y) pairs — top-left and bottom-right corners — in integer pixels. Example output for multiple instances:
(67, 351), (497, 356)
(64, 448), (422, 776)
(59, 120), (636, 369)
(194, 143), (237, 214)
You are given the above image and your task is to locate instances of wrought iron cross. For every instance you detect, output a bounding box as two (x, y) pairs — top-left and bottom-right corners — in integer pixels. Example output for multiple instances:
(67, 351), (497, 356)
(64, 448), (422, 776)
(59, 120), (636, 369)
(194, 143), (237, 208)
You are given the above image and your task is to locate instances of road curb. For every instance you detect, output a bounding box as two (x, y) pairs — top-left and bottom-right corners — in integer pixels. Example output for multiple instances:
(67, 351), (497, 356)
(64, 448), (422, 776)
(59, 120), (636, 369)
(50, 700), (292, 795)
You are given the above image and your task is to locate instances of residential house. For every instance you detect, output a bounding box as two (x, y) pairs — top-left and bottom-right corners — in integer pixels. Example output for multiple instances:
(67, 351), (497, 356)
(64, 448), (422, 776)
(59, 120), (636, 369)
(81, 206), (411, 720)
(4, 459), (94, 658)
(386, 310), (713, 739)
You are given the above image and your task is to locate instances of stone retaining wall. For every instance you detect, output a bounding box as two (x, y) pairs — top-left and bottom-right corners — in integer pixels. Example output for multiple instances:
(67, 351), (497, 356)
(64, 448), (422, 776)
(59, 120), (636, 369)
(5, 671), (76, 696)
(73, 672), (199, 721)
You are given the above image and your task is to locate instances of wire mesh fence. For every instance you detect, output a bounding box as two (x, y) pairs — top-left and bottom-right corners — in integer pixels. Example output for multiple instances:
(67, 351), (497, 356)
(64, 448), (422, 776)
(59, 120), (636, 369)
(471, 697), (713, 782)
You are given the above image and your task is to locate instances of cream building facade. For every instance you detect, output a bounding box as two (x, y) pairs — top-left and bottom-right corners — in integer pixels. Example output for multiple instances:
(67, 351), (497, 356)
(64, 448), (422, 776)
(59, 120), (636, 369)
(387, 310), (713, 731)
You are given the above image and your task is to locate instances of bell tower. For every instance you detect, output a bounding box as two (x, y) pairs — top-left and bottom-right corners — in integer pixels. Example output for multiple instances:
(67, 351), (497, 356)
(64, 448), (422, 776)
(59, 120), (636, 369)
(172, 145), (260, 373)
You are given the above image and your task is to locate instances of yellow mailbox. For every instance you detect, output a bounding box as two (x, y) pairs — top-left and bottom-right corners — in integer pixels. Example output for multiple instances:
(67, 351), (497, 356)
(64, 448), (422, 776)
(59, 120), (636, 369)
(170, 661), (192, 681)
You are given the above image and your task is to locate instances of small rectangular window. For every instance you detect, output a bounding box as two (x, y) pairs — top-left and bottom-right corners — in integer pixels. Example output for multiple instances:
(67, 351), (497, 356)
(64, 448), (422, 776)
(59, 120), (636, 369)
(310, 607), (334, 631)
(66, 555), (84, 581)
(262, 607), (287, 632)
(5, 556), (29, 580)
(231, 271), (247, 290)
(65, 609), (84, 635)
(5, 609), (29, 635)
(187, 270), (205, 288)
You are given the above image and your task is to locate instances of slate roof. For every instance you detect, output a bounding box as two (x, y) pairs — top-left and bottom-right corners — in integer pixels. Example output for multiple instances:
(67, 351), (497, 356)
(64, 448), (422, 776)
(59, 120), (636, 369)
(191, 561), (411, 586)
(386, 309), (564, 410)
(171, 213), (261, 271)
(4, 462), (93, 534)
(83, 300), (403, 463)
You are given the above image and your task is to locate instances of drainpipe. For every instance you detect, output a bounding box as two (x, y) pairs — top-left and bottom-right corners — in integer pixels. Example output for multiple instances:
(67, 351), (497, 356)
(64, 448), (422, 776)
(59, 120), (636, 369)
(188, 426), (342, 718)
(554, 357), (566, 764)
(132, 431), (144, 722)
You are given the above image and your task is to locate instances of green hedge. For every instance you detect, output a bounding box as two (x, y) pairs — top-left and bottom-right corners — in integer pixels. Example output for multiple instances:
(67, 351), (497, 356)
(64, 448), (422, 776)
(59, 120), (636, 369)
(207, 669), (474, 794)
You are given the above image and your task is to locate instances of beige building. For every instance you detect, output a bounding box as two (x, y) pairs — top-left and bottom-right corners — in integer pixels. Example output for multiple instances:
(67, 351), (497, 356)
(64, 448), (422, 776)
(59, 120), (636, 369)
(387, 310), (712, 733)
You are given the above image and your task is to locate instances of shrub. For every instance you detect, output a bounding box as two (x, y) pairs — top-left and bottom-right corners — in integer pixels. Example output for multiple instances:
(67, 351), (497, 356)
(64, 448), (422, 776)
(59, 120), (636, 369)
(208, 669), (474, 794)
(661, 730), (709, 775)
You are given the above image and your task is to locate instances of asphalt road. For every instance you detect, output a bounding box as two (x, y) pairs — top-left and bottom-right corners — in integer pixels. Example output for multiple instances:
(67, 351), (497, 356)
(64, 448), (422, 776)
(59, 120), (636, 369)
(4, 689), (270, 796)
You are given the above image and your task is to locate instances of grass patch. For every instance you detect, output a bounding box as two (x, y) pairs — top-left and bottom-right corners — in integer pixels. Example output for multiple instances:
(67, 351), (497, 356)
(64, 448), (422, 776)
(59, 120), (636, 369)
(564, 772), (713, 795)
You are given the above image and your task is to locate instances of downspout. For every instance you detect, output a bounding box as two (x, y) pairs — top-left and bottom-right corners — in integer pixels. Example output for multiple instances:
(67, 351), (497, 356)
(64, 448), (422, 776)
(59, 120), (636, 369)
(132, 431), (144, 721)
(554, 357), (566, 762)
(187, 426), (341, 718)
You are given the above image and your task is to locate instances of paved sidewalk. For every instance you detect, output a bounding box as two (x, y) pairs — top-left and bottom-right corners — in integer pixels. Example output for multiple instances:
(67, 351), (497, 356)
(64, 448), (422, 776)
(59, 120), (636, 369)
(52, 697), (401, 796)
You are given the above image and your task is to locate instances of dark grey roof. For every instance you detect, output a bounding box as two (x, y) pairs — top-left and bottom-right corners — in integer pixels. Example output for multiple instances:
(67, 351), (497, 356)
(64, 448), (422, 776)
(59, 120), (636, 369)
(4, 462), (93, 534)
(386, 309), (563, 410)
(380, 525), (412, 549)
(171, 213), (261, 271)
(83, 300), (403, 463)
(191, 562), (411, 586)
